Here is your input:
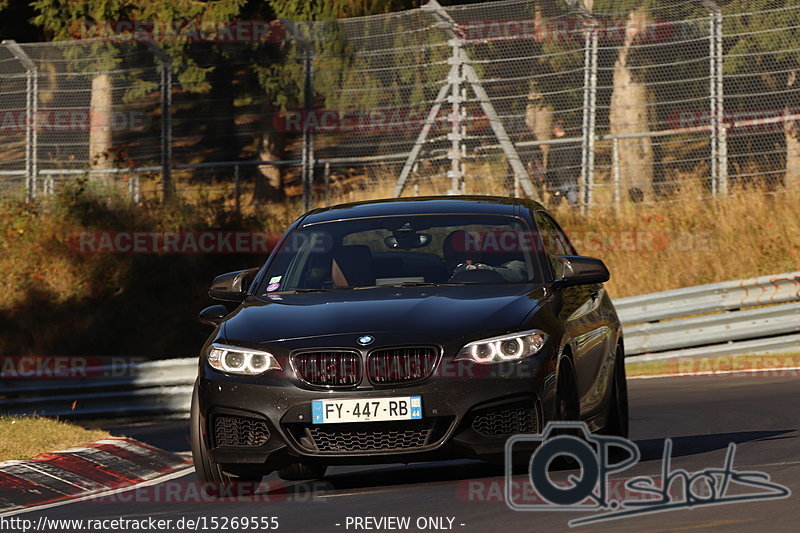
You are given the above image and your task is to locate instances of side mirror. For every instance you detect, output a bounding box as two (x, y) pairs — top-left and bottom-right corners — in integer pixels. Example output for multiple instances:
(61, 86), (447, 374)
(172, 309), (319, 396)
(554, 255), (610, 286)
(209, 268), (259, 302)
(198, 304), (228, 326)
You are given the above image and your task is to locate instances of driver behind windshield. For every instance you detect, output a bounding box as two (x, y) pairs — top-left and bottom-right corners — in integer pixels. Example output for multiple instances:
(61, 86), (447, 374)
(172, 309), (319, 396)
(442, 230), (529, 283)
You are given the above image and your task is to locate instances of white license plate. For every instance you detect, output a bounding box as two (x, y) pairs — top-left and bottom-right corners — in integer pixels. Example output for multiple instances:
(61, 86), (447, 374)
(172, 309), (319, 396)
(311, 396), (422, 424)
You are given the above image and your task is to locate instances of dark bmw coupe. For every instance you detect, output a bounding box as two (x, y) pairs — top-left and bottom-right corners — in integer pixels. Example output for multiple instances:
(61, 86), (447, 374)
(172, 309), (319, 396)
(191, 196), (627, 493)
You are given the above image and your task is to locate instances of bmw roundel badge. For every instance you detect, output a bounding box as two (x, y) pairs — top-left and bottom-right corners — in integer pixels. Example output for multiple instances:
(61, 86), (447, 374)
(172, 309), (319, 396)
(357, 335), (375, 346)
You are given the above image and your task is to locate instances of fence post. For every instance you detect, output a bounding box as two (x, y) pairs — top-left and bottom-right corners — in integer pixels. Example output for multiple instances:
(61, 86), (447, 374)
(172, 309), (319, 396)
(579, 21), (598, 215)
(714, 11), (727, 195)
(719, 125), (728, 195)
(707, 4), (725, 196)
(612, 138), (621, 208)
(141, 39), (173, 202)
(3, 41), (37, 203)
(587, 26), (598, 213)
(300, 31), (315, 211)
(447, 39), (465, 195)
(708, 14), (718, 196)
(395, 0), (536, 199)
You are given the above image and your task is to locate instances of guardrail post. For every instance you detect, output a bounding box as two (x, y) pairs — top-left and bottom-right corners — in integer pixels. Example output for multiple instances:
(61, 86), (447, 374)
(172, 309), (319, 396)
(3, 41), (38, 203)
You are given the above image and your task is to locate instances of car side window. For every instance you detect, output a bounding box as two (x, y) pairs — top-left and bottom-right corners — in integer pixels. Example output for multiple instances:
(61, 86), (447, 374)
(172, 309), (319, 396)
(535, 212), (566, 256)
(535, 212), (576, 256)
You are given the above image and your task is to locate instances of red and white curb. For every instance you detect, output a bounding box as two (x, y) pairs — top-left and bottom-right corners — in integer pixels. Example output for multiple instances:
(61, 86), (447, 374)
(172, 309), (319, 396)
(0, 437), (192, 515)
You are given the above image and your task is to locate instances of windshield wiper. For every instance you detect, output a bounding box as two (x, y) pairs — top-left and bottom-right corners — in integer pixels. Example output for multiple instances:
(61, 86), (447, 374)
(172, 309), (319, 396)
(382, 282), (460, 288)
(268, 288), (349, 294)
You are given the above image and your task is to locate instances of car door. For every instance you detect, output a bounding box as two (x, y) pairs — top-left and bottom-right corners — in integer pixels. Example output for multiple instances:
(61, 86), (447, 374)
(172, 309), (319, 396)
(535, 211), (613, 420)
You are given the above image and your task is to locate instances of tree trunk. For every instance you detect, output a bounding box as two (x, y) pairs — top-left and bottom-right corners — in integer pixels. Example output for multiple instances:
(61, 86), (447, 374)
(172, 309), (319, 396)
(785, 114), (800, 190)
(785, 72), (800, 190)
(89, 73), (112, 169)
(609, 8), (654, 203)
(254, 125), (285, 203)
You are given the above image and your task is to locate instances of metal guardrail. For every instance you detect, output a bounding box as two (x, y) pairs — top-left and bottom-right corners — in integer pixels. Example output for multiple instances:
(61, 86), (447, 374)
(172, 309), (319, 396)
(0, 359), (196, 419)
(1, 272), (798, 420)
(615, 271), (800, 359)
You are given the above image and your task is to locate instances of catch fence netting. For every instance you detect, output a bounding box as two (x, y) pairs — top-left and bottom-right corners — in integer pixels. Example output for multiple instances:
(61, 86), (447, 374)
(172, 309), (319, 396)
(0, 0), (798, 208)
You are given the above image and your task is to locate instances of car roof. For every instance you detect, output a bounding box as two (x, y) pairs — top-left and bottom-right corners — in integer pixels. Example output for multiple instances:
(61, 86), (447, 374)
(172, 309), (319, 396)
(300, 196), (543, 225)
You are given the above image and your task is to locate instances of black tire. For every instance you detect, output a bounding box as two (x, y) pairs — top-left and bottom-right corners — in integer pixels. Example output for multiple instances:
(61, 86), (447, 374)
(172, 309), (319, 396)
(555, 360), (580, 423)
(550, 360), (581, 469)
(277, 463), (328, 481)
(604, 346), (630, 439)
(190, 383), (263, 498)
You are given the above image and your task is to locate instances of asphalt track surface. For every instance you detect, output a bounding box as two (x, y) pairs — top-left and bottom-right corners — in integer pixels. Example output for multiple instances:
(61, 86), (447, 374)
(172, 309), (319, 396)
(15, 372), (800, 532)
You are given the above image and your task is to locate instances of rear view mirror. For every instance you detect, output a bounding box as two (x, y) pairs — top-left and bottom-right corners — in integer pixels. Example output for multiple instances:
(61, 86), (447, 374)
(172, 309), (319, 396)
(385, 232), (431, 250)
(554, 256), (610, 286)
(209, 268), (259, 302)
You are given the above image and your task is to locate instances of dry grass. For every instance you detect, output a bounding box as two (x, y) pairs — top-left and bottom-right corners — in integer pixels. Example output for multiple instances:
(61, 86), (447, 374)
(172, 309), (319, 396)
(0, 176), (797, 355)
(552, 188), (800, 298)
(626, 352), (800, 378)
(0, 416), (109, 462)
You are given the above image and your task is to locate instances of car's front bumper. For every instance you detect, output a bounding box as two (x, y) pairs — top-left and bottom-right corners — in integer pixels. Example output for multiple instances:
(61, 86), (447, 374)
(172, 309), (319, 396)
(196, 352), (557, 469)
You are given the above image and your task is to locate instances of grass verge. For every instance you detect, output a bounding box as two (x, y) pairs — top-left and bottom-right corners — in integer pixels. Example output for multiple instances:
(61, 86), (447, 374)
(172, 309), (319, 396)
(0, 416), (110, 462)
(626, 352), (800, 378)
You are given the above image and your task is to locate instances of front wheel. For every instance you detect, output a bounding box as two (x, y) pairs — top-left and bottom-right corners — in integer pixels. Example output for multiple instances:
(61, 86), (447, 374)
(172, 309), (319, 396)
(190, 382), (263, 498)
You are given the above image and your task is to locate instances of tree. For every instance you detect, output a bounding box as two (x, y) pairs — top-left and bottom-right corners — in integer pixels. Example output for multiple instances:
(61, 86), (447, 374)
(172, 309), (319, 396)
(31, 0), (248, 176)
(723, 0), (800, 190)
(592, 0), (710, 201)
(251, 0), (420, 201)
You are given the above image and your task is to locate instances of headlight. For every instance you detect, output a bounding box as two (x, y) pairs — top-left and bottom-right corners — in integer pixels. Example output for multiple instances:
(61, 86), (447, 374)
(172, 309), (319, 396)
(206, 343), (281, 375)
(455, 330), (547, 364)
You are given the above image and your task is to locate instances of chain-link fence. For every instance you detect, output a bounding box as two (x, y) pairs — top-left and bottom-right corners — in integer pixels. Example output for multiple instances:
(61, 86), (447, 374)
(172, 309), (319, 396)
(1, 0), (799, 211)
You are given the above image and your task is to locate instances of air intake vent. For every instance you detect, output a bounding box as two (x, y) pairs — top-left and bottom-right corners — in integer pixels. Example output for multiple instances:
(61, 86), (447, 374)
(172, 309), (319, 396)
(367, 346), (438, 385)
(213, 415), (270, 447)
(292, 351), (362, 387)
(472, 405), (537, 437)
(307, 421), (433, 452)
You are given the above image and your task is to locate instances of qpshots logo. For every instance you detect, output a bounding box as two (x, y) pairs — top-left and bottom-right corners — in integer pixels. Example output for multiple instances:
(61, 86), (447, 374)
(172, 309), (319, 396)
(505, 422), (791, 527)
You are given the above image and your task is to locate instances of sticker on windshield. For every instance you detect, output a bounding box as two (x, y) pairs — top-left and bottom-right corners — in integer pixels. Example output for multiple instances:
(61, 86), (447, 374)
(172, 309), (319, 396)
(266, 282), (281, 292)
(269, 276), (282, 284)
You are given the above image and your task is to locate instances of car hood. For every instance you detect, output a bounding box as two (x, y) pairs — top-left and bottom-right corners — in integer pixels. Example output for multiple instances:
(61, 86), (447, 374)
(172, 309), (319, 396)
(223, 284), (547, 346)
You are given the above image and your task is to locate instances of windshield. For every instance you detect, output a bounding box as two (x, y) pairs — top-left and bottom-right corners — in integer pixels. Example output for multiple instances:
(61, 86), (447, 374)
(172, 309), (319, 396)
(258, 214), (544, 294)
